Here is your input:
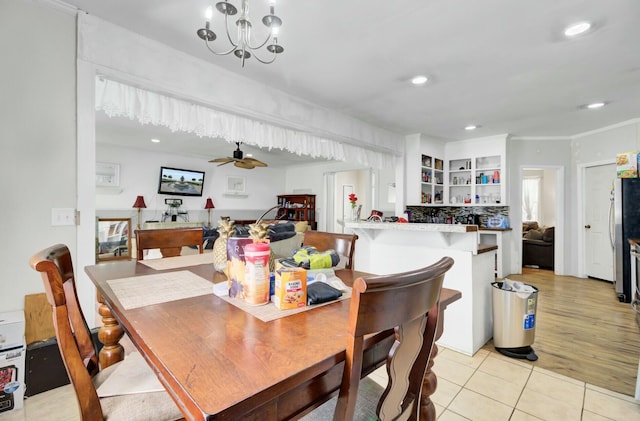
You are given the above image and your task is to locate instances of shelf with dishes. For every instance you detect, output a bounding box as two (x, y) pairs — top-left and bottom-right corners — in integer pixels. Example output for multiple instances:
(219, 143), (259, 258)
(420, 154), (444, 204)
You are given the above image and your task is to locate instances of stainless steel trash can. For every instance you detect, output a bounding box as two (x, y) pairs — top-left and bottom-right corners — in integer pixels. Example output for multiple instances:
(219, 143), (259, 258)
(491, 281), (538, 361)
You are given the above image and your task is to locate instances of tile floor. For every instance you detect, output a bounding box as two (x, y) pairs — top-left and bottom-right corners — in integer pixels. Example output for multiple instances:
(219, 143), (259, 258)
(1, 346), (639, 420)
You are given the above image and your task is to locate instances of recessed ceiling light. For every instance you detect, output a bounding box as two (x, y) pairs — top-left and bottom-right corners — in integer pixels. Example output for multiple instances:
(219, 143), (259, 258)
(465, 125), (480, 131)
(411, 75), (428, 85)
(586, 102), (606, 109)
(564, 21), (592, 37)
(151, 138), (161, 143)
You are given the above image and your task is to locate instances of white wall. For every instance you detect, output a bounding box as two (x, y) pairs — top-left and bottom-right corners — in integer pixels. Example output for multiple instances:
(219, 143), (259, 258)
(97, 144), (286, 223)
(284, 161), (369, 231)
(541, 169), (557, 226)
(0, 0), (76, 312)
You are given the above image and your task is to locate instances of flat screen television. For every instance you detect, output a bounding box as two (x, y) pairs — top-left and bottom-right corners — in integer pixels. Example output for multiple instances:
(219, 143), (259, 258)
(157, 166), (205, 197)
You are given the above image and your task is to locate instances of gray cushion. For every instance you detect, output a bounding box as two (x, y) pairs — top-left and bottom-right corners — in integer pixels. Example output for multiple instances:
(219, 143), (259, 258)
(524, 229), (543, 240)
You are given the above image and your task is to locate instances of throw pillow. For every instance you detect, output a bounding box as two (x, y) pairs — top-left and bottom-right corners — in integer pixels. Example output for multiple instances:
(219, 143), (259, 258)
(295, 221), (309, 233)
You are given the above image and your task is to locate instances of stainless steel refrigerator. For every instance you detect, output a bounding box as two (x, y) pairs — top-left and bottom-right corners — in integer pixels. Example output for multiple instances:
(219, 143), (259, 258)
(611, 178), (640, 303)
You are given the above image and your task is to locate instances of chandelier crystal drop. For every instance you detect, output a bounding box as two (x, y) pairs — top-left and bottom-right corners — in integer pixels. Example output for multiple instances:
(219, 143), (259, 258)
(196, 0), (284, 67)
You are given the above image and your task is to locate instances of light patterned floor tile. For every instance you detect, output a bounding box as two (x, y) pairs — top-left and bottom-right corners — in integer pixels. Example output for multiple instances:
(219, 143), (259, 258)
(524, 370), (585, 407)
(465, 370), (525, 407)
(515, 388), (582, 420)
(448, 389), (513, 421)
(434, 402), (445, 418)
(485, 350), (534, 370)
(586, 382), (639, 404)
(580, 410), (615, 421)
(509, 410), (544, 421)
(477, 354), (532, 387)
(437, 409), (471, 421)
(532, 366), (586, 387)
(583, 388), (640, 420)
(438, 347), (489, 369)
(431, 377), (463, 407)
(434, 357), (476, 386)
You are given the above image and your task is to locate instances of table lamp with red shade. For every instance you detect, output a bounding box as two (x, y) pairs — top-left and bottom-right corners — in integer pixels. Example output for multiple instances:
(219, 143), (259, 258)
(132, 195), (147, 229)
(204, 198), (215, 227)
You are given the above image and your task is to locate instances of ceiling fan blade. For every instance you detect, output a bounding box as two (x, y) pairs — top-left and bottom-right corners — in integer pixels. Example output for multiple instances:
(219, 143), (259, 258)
(209, 157), (234, 163)
(216, 160), (235, 167)
(244, 157), (268, 167)
(235, 160), (255, 169)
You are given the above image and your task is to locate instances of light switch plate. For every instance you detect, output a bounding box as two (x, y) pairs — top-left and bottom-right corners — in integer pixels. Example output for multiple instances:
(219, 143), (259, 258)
(51, 208), (77, 226)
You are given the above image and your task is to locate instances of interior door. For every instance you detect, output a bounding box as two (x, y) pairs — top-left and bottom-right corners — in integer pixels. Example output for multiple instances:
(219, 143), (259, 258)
(585, 164), (616, 281)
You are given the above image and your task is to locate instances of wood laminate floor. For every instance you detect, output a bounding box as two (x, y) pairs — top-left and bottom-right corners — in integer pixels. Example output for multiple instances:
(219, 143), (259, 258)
(483, 267), (640, 397)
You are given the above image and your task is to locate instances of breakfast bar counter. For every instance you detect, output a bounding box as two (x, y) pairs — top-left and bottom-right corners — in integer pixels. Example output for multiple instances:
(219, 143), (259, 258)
(344, 221), (495, 355)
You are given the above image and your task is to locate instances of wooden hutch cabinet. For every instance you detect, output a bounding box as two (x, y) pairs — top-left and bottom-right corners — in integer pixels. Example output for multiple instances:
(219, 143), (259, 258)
(276, 194), (316, 229)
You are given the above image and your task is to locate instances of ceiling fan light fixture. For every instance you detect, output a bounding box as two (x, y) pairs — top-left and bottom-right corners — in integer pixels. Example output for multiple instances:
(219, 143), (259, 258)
(196, 0), (284, 67)
(585, 101), (607, 109)
(564, 21), (592, 37)
(411, 75), (428, 85)
(209, 142), (268, 169)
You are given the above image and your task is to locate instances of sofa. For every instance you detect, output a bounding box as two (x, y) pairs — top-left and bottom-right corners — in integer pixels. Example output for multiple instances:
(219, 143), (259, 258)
(232, 220), (306, 259)
(522, 223), (554, 269)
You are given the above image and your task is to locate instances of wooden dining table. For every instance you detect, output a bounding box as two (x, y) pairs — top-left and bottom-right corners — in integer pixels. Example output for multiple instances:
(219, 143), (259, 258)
(85, 256), (461, 420)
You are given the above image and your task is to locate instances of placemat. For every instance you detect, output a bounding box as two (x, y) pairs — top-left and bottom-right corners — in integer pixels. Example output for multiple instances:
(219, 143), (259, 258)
(139, 253), (212, 271)
(214, 284), (352, 323)
(108, 270), (213, 309)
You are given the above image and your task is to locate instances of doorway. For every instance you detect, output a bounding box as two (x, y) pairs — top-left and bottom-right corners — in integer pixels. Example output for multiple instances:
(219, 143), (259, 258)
(520, 166), (564, 274)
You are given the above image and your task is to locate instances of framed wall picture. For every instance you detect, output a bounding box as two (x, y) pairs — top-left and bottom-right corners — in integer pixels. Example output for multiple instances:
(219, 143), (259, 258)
(96, 162), (120, 187)
(96, 218), (131, 261)
(226, 176), (246, 194)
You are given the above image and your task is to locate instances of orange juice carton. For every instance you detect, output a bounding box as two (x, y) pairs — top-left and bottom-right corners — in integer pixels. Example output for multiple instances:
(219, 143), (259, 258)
(226, 237), (254, 298)
(273, 266), (307, 310)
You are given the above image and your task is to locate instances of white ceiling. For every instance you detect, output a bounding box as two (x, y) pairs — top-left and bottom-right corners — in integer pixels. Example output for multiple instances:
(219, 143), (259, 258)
(72, 0), (640, 165)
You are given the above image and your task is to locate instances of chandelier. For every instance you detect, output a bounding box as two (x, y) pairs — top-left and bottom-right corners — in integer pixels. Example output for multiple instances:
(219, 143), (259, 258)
(197, 0), (284, 67)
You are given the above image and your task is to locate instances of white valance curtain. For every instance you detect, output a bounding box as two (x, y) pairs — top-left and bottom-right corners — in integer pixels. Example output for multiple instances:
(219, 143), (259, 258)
(95, 78), (394, 168)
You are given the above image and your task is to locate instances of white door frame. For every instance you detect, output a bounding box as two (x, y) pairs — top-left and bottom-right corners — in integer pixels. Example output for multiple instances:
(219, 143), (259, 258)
(576, 158), (616, 278)
(519, 165), (565, 275)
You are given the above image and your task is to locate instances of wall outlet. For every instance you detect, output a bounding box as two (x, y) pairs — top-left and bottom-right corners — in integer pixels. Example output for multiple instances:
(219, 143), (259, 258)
(51, 208), (77, 226)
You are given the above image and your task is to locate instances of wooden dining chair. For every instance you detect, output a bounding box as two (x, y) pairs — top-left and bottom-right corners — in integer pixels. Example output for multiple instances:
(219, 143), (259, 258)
(302, 231), (358, 269)
(29, 244), (184, 421)
(303, 257), (454, 421)
(135, 227), (203, 260)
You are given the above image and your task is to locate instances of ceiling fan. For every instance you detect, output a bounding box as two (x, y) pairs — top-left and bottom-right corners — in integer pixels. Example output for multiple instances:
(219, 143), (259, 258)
(208, 142), (268, 169)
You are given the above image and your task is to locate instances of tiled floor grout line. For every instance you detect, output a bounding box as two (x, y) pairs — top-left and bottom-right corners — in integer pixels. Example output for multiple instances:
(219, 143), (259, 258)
(509, 363), (534, 421)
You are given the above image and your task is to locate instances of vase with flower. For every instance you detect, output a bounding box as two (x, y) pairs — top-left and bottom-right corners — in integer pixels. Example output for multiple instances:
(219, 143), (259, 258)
(348, 193), (360, 221)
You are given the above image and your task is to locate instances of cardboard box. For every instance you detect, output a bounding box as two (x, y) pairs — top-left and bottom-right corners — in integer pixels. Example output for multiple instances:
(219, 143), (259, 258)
(0, 311), (25, 351)
(273, 266), (307, 310)
(0, 344), (25, 413)
(616, 151), (638, 178)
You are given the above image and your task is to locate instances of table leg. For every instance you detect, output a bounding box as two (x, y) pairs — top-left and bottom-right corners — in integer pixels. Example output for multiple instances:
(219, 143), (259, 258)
(96, 291), (124, 368)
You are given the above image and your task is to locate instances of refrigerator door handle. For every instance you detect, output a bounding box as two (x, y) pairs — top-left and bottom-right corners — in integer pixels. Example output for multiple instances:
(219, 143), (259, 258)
(608, 197), (615, 249)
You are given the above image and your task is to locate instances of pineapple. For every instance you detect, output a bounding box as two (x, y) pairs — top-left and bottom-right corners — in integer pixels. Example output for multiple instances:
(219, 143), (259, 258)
(248, 222), (275, 272)
(213, 219), (235, 273)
